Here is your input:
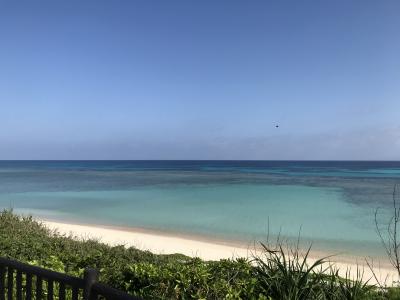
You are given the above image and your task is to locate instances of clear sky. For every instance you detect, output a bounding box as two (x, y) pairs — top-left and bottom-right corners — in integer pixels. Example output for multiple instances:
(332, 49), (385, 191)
(0, 1), (399, 160)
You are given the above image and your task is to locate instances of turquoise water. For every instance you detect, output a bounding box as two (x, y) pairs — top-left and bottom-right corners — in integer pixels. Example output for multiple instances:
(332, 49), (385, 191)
(0, 161), (399, 258)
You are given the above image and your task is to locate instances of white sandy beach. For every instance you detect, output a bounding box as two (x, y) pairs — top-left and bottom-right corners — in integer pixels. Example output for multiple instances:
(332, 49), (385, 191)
(42, 220), (399, 286)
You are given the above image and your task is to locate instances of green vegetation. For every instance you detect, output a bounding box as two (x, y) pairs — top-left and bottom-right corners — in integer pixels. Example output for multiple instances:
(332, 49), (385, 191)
(0, 210), (399, 299)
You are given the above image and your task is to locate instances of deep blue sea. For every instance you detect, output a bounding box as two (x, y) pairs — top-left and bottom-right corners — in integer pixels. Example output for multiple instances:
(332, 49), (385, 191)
(1, 160), (400, 258)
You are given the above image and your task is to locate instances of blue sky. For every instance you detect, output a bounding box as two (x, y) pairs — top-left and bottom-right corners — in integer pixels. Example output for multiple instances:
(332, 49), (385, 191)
(0, 1), (399, 160)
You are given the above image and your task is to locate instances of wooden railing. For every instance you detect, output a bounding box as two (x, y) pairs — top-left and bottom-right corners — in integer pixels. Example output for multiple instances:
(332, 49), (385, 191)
(0, 257), (142, 300)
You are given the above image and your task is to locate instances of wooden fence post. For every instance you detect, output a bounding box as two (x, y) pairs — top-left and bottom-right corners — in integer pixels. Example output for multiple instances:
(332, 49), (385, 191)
(83, 268), (98, 300)
(0, 266), (5, 300)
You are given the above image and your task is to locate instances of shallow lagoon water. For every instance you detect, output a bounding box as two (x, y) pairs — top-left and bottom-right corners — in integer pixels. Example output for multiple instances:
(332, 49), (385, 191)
(0, 161), (399, 258)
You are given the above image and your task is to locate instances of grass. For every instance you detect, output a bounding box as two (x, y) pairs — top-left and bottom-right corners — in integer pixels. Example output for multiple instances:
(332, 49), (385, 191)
(0, 210), (399, 299)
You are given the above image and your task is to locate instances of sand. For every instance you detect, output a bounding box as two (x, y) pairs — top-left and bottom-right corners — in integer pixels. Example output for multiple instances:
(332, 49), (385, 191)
(42, 220), (399, 286)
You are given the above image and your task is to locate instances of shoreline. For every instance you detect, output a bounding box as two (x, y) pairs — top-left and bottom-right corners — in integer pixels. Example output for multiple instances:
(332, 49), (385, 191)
(41, 218), (399, 286)
(37, 215), (387, 261)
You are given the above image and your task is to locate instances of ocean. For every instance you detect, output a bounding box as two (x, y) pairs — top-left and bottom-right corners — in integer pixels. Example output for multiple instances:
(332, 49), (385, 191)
(1, 160), (399, 258)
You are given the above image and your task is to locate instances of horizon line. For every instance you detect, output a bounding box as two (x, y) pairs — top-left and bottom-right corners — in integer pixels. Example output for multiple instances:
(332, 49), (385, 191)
(0, 159), (399, 162)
